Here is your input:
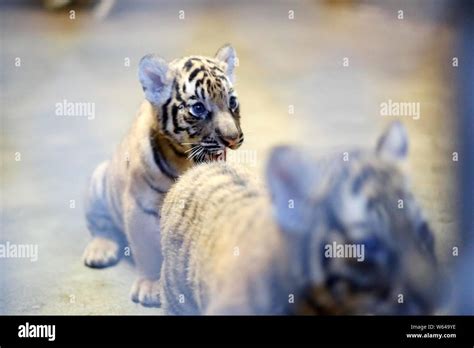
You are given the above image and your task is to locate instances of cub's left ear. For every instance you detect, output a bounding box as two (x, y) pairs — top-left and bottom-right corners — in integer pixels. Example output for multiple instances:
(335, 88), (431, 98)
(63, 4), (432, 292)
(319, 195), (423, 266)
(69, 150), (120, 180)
(138, 54), (173, 106)
(215, 44), (237, 83)
(376, 121), (409, 162)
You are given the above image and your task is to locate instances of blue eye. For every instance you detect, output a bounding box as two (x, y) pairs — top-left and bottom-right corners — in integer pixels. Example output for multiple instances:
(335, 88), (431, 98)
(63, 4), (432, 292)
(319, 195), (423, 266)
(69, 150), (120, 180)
(229, 96), (238, 110)
(190, 102), (208, 117)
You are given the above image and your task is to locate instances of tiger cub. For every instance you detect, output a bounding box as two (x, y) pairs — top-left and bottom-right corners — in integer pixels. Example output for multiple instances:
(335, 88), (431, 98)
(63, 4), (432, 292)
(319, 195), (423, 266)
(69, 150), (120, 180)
(159, 122), (439, 315)
(83, 45), (244, 307)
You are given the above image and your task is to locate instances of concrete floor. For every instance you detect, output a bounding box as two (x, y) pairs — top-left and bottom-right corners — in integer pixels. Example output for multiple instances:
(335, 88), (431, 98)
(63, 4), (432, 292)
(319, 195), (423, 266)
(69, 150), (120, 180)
(0, 0), (459, 314)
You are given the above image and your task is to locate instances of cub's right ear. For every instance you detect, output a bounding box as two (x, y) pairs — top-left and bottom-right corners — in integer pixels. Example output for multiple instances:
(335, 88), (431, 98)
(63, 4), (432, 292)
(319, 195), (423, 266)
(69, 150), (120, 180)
(138, 54), (172, 106)
(266, 146), (314, 234)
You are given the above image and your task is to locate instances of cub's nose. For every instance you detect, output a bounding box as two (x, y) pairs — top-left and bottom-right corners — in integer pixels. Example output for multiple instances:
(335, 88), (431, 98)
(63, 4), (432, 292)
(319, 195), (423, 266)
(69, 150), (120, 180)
(217, 131), (241, 149)
(219, 134), (238, 148)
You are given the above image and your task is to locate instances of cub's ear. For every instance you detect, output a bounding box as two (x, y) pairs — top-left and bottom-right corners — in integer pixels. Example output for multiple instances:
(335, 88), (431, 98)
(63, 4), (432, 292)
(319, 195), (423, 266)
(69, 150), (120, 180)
(215, 44), (237, 83)
(376, 121), (409, 162)
(138, 54), (172, 106)
(266, 146), (313, 234)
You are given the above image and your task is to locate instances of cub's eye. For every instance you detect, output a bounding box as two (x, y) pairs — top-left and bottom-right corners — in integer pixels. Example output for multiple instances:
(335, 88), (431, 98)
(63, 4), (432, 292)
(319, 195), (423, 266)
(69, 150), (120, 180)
(229, 96), (238, 110)
(190, 102), (208, 118)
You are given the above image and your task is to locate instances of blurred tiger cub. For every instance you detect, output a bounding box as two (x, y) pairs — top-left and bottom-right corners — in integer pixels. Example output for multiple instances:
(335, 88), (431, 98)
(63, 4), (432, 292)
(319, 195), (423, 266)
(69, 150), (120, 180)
(160, 122), (439, 315)
(83, 45), (244, 307)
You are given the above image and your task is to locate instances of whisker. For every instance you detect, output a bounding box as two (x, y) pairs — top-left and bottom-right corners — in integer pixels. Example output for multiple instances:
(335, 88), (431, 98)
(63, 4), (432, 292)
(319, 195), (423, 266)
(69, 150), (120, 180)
(187, 146), (201, 160)
(195, 147), (206, 163)
(192, 146), (205, 162)
(190, 146), (199, 156)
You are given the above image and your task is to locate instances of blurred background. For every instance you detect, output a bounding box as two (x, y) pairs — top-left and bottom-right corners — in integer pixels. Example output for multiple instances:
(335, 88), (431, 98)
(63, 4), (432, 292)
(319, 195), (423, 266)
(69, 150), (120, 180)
(0, 0), (469, 314)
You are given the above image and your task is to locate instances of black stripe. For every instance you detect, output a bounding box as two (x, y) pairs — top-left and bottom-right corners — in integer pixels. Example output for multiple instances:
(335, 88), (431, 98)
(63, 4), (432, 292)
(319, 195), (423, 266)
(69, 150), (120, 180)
(184, 59), (194, 71)
(153, 146), (177, 180)
(188, 67), (203, 82)
(175, 83), (183, 102)
(195, 77), (205, 90)
(171, 104), (187, 134)
(142, 174), (167, 194)
(149, 129), (178, 180)
(197, 86), (204, 100)
(160, 100), (179, 140)
(161, 98), (172, 132)
(184, 57), (202, 72)
(210, 65), (224, 74)
(133, 195), (159, 217)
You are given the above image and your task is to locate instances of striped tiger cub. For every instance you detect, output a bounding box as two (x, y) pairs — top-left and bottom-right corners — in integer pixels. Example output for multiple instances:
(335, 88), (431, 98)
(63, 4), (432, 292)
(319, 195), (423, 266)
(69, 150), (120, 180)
(83, 45), (244, 307)
(160, 122), (439, 315)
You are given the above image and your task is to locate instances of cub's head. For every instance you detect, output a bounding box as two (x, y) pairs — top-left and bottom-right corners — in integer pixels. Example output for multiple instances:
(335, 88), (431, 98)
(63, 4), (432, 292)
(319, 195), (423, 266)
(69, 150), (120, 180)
(139, 44), (243, 162)
(267, 122), (440, 315)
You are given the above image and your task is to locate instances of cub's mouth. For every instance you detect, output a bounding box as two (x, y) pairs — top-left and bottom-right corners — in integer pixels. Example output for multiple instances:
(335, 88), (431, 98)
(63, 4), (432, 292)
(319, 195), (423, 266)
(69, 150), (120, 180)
(189, 133), (243, 163)
(208, 148), (226, 162)
(187, 145), (227, 163)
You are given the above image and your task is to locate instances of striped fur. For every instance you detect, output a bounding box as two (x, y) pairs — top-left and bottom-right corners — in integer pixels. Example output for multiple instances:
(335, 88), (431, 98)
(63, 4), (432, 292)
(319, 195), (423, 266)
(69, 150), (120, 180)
(159, 122), (440, 315)
(83, 45), (243, 307)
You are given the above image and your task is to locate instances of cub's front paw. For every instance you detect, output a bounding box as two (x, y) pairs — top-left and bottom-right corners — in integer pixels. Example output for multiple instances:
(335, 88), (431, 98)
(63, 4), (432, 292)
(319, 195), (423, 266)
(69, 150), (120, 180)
(130, 278), (161, 307)
(83, 237), (120, 268)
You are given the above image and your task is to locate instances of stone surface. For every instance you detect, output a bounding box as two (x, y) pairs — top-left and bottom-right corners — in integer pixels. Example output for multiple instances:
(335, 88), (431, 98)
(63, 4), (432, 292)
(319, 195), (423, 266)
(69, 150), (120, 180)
(0, 0), (458, 314)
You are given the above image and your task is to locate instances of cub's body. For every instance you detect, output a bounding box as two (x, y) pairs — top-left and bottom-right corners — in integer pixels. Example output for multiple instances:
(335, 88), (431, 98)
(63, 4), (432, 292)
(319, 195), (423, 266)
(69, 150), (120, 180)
(160, 123), (439, 315)
(160, 163), (295, 314)
(83, 45), (244, 307)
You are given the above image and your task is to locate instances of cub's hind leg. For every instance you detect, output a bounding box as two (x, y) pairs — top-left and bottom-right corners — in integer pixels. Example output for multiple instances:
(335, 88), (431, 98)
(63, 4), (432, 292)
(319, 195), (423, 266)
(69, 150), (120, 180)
(83, 161), (125, 268)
